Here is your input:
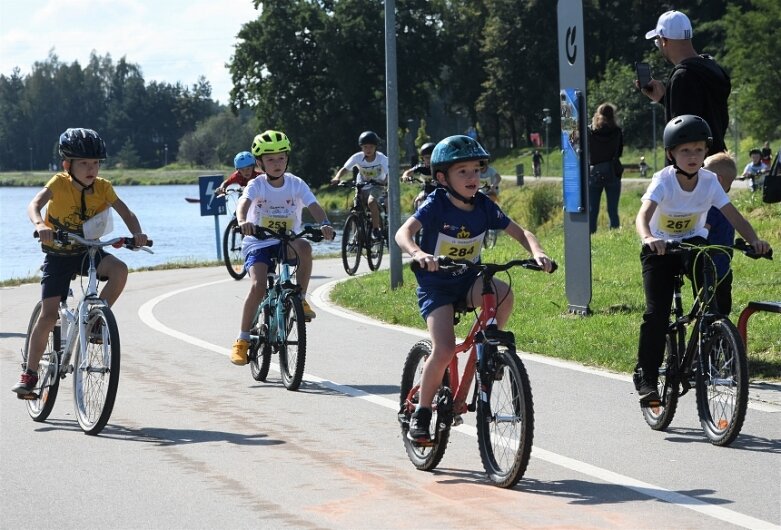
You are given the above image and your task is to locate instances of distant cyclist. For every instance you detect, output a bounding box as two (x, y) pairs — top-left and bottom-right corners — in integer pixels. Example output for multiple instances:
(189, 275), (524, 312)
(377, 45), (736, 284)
(12, 128), (148, 397)
(480, 162), (502, 202)
(229, 130), (334, 366)
(331, 131), (389, 240)
(402, 142), (437, 212)
(216, 151), (261, 195)
(740, 148), (769, 191)
(532, 149), (543, 178)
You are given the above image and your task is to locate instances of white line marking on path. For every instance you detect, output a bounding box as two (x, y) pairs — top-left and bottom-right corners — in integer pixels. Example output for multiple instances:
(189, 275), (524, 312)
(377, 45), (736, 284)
(138, 277), (779, 530)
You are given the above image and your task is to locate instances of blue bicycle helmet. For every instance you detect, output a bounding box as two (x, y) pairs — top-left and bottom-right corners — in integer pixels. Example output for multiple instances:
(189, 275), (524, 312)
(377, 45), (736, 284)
(431, 135), (490, 173)
(233, 151), (255, 169)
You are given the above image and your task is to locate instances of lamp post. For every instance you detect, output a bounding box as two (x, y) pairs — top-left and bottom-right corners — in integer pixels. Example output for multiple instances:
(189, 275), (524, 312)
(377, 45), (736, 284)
(29, 146), (33, 171)
(651, 102), (658, 172)
(542, 108), (551, 176)
(164, 144), (168, 167)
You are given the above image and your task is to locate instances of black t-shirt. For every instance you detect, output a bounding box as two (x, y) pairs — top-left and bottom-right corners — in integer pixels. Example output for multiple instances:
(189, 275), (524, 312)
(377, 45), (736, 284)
(664, 55), (731, 156)
(588, 126), (623, 165)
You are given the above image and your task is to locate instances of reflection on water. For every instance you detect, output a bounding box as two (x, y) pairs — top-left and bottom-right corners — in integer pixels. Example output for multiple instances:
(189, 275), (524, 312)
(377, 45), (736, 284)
(0, 185), (347, 281)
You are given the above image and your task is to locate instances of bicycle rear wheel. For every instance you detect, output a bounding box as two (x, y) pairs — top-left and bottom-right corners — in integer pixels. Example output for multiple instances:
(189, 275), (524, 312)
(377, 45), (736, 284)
(641, 334), (680, 431)
(278, 294), (307, 390)
(341, 214), (362, 275)
(399, 340), (451, 471)
(476, 346), (533, 488)
(695, 319), (748, 446)
(223, 218), (247, 280)
(22, 301), (61, 421)
(73, 306), (120, 435)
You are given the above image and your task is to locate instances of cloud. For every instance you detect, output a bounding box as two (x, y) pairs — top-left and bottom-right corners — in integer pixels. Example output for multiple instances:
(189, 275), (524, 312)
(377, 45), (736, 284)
(0, 0), (259, 104)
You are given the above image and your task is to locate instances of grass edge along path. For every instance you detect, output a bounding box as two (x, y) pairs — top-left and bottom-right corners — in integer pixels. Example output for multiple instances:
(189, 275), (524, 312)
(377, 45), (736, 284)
(330, 185), (781, 382)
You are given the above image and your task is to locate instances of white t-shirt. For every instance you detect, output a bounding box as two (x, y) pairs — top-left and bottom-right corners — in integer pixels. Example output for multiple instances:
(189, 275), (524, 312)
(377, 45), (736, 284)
(240, 173), (317, 253)
(642, 165), (730, 241)
(342, 151), (389, 187)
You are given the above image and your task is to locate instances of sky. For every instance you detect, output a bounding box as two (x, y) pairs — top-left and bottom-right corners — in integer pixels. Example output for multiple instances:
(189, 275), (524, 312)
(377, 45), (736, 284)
(0, 0), (261, 105)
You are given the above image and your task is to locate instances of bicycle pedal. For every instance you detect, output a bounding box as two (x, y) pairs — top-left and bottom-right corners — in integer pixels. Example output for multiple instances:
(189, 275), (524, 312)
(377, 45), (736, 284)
(17, 391), (39, 401)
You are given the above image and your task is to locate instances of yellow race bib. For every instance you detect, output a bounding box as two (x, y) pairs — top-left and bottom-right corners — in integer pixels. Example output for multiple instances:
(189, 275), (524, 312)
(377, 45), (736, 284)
(658, 212), (698, 237)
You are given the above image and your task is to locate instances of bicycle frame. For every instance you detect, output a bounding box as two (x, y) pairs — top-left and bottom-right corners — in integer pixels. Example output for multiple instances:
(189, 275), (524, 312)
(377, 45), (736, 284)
(258, 249), (300, 347)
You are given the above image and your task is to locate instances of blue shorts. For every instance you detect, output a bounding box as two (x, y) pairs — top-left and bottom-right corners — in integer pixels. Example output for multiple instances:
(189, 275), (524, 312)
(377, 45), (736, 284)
(244, 244), (298, 272)
(416, 272), (477, 321)
(40, 251), (108, 301)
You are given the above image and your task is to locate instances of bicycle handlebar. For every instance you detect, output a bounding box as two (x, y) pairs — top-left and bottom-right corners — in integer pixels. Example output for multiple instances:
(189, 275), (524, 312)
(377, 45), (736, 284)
(644, 239), (773, 260)
(337, 180), (385, 190)
(411, 256), (558, 274)
(251, 224), (325, 243)
(34, 230), (154, 253)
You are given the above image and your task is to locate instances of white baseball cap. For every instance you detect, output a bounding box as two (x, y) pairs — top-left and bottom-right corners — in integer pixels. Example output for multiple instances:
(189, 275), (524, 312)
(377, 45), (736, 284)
(645, 10), (693, 40)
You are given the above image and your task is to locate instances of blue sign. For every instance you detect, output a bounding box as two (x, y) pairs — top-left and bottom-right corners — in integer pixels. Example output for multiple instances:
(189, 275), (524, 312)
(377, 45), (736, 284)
(198, 175), (226, 217)
(561, 88), (584, 213)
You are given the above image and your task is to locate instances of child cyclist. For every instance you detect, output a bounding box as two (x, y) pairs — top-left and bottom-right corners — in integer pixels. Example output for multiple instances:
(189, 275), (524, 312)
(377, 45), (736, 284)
(401, 142), (436, 212)
(230, 130), (335, 365)
(216, 151), (262, 195)
(634, 115), (770, 404)
(394, 135), (554, 442)
(12, 128), (148, 397)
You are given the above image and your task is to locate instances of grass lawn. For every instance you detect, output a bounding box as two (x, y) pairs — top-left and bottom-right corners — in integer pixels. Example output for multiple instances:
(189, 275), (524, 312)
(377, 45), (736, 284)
(330, 182), (781, 381)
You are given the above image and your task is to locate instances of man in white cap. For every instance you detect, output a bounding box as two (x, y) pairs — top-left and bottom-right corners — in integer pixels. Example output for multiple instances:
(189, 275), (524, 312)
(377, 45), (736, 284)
(639, 10), (731, 156)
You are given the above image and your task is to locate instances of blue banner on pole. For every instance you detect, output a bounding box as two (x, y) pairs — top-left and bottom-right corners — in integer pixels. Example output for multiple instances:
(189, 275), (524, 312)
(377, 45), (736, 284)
(561, 88), (584, 213)
(198, 175), (226, 217)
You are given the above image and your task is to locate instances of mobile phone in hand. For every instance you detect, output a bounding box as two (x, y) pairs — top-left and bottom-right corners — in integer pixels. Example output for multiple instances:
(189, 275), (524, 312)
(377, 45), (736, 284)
(635, 62), (652, 90)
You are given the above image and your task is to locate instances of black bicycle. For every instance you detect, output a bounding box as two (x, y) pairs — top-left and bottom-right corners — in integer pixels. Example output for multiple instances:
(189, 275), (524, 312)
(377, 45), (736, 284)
(339, 180), (388, 275)
(221, 188), (247, 280)
(635, 239), (772, 446)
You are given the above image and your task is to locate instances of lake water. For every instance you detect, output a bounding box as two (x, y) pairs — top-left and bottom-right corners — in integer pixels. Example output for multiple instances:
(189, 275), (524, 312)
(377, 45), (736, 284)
(0, 185), (344, 281)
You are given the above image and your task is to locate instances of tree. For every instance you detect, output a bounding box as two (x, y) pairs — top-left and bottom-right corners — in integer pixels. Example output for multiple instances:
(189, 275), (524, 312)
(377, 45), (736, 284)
(177, 110), (257, 168)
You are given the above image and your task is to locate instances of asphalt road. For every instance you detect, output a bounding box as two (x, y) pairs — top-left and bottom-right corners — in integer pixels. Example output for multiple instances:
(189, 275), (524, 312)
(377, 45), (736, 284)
(1, 258), (779, 529)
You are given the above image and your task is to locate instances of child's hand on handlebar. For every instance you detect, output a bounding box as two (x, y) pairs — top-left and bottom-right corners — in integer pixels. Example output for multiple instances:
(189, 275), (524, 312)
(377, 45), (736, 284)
(750, 239), (771, 256)
(533, 253), (555, 273)
(239, 220), (255, 236)
(643, 235), (666, 255)
(321, 224), (335, 241)
(132, 233), (149, 247)
(35, 225), (54, 244)
(412, 250), (438, 272)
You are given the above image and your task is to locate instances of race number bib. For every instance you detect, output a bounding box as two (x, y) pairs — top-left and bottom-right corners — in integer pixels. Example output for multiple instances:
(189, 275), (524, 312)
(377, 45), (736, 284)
(435, 232), (483, 262)
(658, 212), (698, 237)
(259, 215), (294, 233)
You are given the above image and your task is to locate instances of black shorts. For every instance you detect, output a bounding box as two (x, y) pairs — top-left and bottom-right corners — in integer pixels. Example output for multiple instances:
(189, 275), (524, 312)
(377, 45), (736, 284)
(40, 251), (108, 301)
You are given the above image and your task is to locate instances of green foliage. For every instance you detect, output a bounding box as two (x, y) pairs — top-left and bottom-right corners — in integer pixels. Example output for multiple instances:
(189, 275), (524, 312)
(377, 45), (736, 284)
(414, 119), (431, 151)
(177, 110), (257, 168)
(115, 139), (141, 169)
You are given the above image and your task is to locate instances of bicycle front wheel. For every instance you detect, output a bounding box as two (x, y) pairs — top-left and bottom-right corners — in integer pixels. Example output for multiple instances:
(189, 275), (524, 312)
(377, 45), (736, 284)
(641, 334), (680, 431)
(399, 340), (451, 471)
(73, 306), (120, 435)
(278, 295), (307, 390)
(476, 347), (534, 488)
(695, 319), (748, 446)
(249, 311), (271, 382)
(223, 218), (247, 280)
(23, 301), (61, 421)
(341, 214), (363, 275)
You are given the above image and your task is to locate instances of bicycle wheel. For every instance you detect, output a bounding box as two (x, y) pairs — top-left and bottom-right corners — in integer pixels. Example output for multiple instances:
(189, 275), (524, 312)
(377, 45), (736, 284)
(341, 214), (363, 276)
(399, 340), (451, 471)
(73, 305), (120, 435)
(641, 334), (680, 431)
(22, 301), (61, 421)
(249, 311), (271, 382)
(367, 226), (384, 271)
(695, 319), (748, 446)
(223, 218), (247, 280)
(278, 294), (307, 391)
(476, 346), (534, 488)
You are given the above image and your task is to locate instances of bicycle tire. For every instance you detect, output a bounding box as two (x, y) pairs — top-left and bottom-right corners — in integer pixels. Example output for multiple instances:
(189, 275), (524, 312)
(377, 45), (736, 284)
(223, 218), (247, 280)
(249, 312), (271, 382)
(341, 214), (362, 276)
(695, 319), (748, 446)
(476, 346), (534, 488)
(367, 224), (384, 271)
(278, 294), (307, 391)
(641, 334), (680, 431)
(73, 305), (120, 435)
(22, 301), (61, 422)
(399, 340), (451, 471)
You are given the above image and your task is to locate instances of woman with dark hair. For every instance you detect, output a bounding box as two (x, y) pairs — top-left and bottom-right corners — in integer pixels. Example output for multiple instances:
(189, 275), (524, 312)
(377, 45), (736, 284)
(588, 103), (624, 233)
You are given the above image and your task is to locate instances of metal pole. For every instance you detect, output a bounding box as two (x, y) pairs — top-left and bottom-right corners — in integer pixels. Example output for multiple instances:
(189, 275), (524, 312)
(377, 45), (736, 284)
(385, 0), (402, 289)
(214, 215), (222, 260)
(543, 108), (551, 176)
(651, 103), (657, 171)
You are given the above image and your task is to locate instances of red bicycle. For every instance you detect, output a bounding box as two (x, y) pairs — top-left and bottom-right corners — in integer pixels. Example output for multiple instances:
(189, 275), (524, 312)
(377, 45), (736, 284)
(398, 256), (557, 488)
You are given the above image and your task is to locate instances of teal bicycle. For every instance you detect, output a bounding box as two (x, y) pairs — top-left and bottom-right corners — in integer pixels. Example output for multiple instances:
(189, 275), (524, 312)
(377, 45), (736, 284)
(247, 225), (324, 391)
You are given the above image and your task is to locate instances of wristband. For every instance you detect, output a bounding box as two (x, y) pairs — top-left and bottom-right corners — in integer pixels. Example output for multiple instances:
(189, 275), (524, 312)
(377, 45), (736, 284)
(321, 220), (332, 226)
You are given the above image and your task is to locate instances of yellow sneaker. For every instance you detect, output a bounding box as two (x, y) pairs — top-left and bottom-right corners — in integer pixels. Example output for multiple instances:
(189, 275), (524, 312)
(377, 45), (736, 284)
(301, 299), (316, 320)
(231, 339), (250, 365)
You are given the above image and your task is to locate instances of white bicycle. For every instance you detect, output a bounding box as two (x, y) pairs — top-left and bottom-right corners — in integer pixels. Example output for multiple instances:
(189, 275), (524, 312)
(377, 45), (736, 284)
(21, 230), (153, 435)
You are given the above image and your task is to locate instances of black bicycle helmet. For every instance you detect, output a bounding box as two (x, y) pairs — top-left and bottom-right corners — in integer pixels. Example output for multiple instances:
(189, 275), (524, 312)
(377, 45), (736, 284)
(662, 115), (712, 150)
(358, 131), (380, 146)
(420, 142), (436, 157)
(58, 128), (107, 160)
